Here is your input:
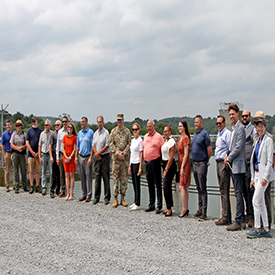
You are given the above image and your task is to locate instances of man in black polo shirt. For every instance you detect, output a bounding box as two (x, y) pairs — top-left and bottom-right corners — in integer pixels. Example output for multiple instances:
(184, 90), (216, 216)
(192, 115), (212, 219)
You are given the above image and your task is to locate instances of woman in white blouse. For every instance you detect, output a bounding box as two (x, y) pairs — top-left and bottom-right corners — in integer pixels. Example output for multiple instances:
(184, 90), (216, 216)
(128, 123), (143, 211)
(161, 124), (177, 217)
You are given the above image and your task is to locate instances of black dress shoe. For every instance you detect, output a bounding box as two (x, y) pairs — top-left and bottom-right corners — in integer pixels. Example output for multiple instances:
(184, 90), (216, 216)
(93, 199), (99, 205)
(179, 209), (189, 218)
(155, 208), (162, 214)
(15, 189), (19, 194)
(104, 199), (109, 205)
(145, 207), (155, 212)
(23, 187), (29, 192)
(50, 192), (55, 199)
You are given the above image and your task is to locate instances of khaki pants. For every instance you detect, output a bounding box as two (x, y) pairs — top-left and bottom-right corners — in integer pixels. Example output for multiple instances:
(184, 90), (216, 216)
(4, 152), (14, 188)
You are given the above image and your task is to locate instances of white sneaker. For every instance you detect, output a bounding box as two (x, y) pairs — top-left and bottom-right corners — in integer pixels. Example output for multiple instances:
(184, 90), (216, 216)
(130, 203), (136, 209)
(130, 204), (140, 211)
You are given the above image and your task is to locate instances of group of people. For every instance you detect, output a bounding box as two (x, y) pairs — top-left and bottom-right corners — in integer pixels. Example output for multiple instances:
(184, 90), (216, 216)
(1, 108), (274, 239)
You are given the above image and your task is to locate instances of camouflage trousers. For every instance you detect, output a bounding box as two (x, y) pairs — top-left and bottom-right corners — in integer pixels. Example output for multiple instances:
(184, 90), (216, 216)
(112, 160), (128, 196)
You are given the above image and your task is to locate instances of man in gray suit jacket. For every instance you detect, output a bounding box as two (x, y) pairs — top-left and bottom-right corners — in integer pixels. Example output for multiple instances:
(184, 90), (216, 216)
(225, 104), (246, 231)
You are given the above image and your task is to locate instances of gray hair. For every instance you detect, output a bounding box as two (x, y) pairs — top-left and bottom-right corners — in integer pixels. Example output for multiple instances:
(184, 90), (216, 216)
(97, 115), (104, 122)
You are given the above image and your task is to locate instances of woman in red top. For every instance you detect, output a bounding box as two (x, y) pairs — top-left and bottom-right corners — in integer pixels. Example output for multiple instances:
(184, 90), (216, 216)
(177, 120), (191, 218)
(62, 122), (77, 200)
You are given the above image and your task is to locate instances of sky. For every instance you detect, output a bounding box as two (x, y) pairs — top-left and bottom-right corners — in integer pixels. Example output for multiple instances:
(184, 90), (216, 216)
(1, 0), (275, 123)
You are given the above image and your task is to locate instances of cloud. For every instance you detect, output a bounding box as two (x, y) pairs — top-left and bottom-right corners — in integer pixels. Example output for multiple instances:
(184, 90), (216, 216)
(1, 0), (275, 122)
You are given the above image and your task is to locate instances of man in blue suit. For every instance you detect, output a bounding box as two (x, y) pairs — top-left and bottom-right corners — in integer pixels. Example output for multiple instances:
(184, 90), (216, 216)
(224, 104), (246, 231)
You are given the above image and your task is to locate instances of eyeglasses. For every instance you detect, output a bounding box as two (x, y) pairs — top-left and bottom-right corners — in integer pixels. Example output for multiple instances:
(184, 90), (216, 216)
(132, 128), (139, 131)
(55, 124), (60, 126)
(62, 120), (68, 123)
(44, 124), (49, 126)
(68, 126), (73, 129)
(15, 125), (21, 127)
(216, 122), (222, 125)
(32, 120), (36, 123)
(242, 115), (249, 118)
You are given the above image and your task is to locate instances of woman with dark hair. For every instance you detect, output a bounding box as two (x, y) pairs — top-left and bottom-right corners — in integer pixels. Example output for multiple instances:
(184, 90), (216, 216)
(177, 120), (191, 218)
(62, 122), (77, 200)
(128, 123), (143, 210)
(161, 124), (177, 216)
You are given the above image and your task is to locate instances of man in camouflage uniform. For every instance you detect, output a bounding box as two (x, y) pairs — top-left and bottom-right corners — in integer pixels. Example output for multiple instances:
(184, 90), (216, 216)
(110, 114), (131, 208)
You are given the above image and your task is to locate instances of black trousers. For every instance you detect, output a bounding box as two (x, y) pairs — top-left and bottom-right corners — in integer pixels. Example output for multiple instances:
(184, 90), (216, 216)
(131, 163), (141, 206)
(162, 160), (177, 210)
(94, 154), (111, 201)
(145, 157), (162, 209)
(243, 162), (254, 219)
(51, 159), (60, 194)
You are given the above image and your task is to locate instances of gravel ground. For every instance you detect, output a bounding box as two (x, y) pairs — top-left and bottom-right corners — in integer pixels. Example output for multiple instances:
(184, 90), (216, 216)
(0, 187), (274, 275)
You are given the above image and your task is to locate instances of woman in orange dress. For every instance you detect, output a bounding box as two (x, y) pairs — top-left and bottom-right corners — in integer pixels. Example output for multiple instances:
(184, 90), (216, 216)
(177, 120), (191, 218)
(62, 122), (77, 200)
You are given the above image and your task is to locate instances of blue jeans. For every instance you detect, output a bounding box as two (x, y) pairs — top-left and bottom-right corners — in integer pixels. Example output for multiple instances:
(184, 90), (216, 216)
(231, 172), (245, 224)
(41, 153), (52, 190)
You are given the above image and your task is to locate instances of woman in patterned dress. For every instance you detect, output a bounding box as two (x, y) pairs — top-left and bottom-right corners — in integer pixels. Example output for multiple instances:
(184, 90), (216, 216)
(177, 120), (191, 218)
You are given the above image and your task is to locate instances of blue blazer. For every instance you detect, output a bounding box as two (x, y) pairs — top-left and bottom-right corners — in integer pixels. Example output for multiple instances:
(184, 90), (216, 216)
(250, 134), (275, 183)
(227, 121), (246, 174)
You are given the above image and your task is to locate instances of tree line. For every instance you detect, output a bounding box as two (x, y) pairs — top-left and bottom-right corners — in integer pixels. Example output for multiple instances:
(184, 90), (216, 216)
(2, 112), (275, 136)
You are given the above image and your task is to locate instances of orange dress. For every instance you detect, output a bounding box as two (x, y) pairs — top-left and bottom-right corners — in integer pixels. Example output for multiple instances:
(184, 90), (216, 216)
(177, 135), (191, 187)
(63, 135), (77, 173)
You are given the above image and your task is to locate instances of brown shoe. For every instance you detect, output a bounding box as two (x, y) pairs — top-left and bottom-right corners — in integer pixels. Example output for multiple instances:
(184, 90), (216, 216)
(59, 191), (65, 197)
(245, 216), (249, 223)
(79, 197), (86, 201)
(194, 210), (202, 217)
(241, 223), (246, 229)
(85, 198), (90, 203)
(226, 222), (241, 231)
(215, 219), (230, 226)
(199, 213), (207, 220)
(248, 219), (254, 228)
(120, 195), (128, 207)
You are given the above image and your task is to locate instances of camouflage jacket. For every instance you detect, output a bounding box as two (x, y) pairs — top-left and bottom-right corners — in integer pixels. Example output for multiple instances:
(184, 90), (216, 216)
(110, 126), (131, 161)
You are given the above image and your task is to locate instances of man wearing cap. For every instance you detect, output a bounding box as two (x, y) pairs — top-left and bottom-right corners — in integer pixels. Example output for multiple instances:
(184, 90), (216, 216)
(75, 117), (94, 203)
(38, 119), (53, 196)
(110, 114), (131, 208)
(242, 110), (257, 228)
(252, 110), (275, 229)
(91, 115), (111, 205)
(225, 104), (246, 231)
(214, 115), (232, 225)
(56, 116), (68, 197)
(10, 120), (28, 193)
(143, 120), (164, 214)
(49, 120), (62, 198)
(1, 119), (14, 192)
(26, 116), (43, 194)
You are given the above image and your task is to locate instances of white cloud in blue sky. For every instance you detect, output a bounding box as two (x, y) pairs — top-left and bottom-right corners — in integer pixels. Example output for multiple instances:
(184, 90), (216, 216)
(1, 0), (275, 122)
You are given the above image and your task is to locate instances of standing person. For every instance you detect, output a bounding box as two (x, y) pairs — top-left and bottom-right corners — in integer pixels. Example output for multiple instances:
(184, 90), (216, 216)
(26, 116), (42, 194)
(225, 104), (246, 231)
(214, 116), (232, 225)
(62, 122), (77, 200)
(192, 115), (212, 219)
(252, 110), (275, 229)
(177, 120), (191, 218)
(161, 124), (177, 217)
(246, 118), (275, 238)
(110, 114), (131, 208)
(56, 116), (68, 197)
(1, 119), (14, 192)
(75, 117), (94, 203)
(49, 120), (61, 198)
(92, 115), (111, 205)
(242, 109), (256, 228)
(10, 120), (28, 193)
(38, 119), (53, 196)
(143, 120), (164, 214)
(128, 123), (143, 211)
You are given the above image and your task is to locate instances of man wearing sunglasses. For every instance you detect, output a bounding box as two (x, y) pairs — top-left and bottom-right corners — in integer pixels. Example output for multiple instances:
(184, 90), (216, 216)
(26, 116), (42, 194)
(214, 116), (231, 226)
(38, 119), (53, 196)
(56, 116), (69, 197)
(241, 110), (256, 228)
